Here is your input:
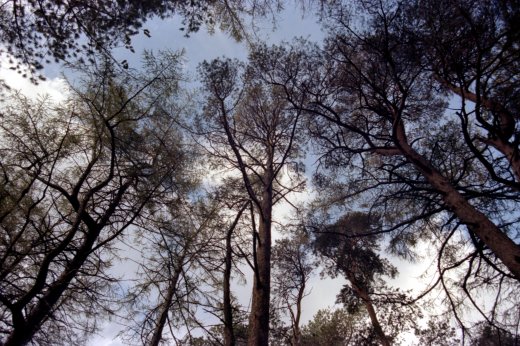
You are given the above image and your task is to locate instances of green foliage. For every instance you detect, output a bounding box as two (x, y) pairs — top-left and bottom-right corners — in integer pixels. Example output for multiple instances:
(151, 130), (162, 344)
(300, 307), (376, 346)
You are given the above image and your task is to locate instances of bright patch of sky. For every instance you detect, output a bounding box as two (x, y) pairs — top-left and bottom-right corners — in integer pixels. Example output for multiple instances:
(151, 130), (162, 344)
(0, 54), (68, 102)
(109, 6), (324, 78)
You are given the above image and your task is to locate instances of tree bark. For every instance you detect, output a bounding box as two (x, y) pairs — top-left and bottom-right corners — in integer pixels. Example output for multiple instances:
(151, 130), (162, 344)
(247, 169), (273, 346)
(149, 260), (184, 346)
(4, 226), (103, 346)
(393, 118), (520, 280)
(3, 182), (132, 346)
(289, 283), (305, 346)
(347, 272), (391, 346)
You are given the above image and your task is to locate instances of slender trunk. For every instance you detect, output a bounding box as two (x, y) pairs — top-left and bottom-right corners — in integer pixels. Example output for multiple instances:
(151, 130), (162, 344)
(223, 203), (247, 346)
(290, 283), (305, 346)
(393, 119), (520, 280)
(351, 281), (391, 346)
(149, 261), (184, 346)
(247, 170), (273, 346)
(224, 228), (236, 346)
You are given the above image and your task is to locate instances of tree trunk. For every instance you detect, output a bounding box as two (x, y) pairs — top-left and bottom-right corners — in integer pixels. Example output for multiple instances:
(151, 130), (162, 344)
(247, 171), (273, 346)
(4, 226), (102, 346)
(149, 261), (184, 346)
(224, 231), (236, 346)
(393, 119), (520, 280)
(349, 277), (391, 346)
(290, 283), (305, 346)
(3, 182), (132, 346)
(223, 203), (247, 346)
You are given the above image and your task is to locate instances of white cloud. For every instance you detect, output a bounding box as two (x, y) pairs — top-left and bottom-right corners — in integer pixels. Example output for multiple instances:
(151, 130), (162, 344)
(0, 53), (68, 102)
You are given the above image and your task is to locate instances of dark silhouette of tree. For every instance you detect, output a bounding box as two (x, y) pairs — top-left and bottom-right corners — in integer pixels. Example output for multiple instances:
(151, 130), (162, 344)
(300, 307), (377, 346)
(313, 212), (397, 346)
(121, 197), (228, 346)
(222, 197), (250, 346)
(254, 20), (520, 278)
(245, 0), (520, 335)
(311, 211), (451, 345)
(412, 315), (460, 346)
(272, 230), (316, 346)
(471, 322), (519, 346)
(0, 53), (187, 345)
(198, 179), (254, 346)
(199, 57), (305, 345)
(0, 0), (286, 82)
(400, 0), (520, 187)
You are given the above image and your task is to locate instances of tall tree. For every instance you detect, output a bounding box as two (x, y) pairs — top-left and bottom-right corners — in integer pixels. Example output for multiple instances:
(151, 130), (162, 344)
(272, 230), (316, 346)
(199, 58), (304, 345)
(313, 212), (397, 346)
(400, 0), (520, 186)
(122, 197), (225, 346)
(246, 0), (520, 333)
(251, 0), (520, 277)
(0, 53), (186, 345)
(221, 196), (250, 346)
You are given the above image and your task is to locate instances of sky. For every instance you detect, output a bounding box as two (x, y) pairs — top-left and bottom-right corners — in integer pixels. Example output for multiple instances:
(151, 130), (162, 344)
(0, 4), (439, 345)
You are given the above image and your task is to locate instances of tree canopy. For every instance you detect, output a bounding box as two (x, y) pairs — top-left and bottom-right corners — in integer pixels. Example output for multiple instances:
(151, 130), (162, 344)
(0, 0), (519, 345)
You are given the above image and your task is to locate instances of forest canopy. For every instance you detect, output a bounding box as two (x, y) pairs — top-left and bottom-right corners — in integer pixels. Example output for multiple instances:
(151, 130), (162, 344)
(0, 0), (519, 345)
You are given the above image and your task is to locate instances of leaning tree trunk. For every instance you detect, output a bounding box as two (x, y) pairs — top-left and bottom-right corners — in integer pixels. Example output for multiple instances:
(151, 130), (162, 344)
(223, 203), (248, 346)
(149, 258), (184, 346)
(4, 220), (106, 346)
(393, 118), (520, 280)
(349, 276), (391, 346)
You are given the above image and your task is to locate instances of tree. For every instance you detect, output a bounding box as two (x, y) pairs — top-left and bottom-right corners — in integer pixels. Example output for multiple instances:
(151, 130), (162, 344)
(400, 0), (520, 186)
(272, 230), (316, 346)
(471, 322), (519, 346)
(221, 195), (250, 346)
(414, 316), (460, 346)
(121, 197), (224, 346)
(0, 0), (287, 82)
(0, 53), (186, 344)
(250, 0), (520, 277)
(313, 212), (400, 346)
(300, 307), (373, 346)
(247, 0), (520, 333)
(199, 57), (305, 345)
(120, 166), (254, 346)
